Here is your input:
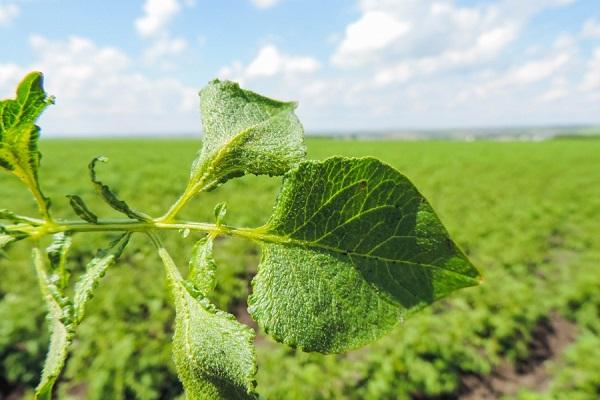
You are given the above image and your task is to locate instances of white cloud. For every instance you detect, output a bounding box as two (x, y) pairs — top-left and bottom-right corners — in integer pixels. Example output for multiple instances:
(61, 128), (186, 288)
(135, 0), (181, 37)
(0, 3), (19, 26)
(331, 11), (411, 67)
(375, 23), (518, 85)
(458, 52), (571, 99)
(0, 35), (198, 135)
(219, 45), (320, 84)
(538, 79), (569, 102)
(135, 0), (192, 68)
(250, 0), (281, 9)
(582, 47), (600, 92)
(332, 0), (576, 81)
(144, 35), (188, 64)
(582, 19), (600, 39)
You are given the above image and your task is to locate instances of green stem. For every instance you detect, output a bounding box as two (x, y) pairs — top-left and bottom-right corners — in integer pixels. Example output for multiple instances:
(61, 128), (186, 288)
(158, 185), (197, 223)
(3, 218), (271, 243)
(158, 154), (225, 223)
(27, 179), (53, 223)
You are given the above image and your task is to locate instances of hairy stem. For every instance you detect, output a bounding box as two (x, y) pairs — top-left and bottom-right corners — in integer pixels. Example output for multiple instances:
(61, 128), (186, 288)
(158, 168), (218, 223)
(3, 218), (271, 244)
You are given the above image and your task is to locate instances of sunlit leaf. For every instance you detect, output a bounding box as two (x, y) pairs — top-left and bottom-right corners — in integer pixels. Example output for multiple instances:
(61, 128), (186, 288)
(187, 80), (305, 193)
(249, 157), (481, 353)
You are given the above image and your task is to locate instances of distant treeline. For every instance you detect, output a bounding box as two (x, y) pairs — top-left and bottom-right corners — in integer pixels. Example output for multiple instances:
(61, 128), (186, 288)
(553, 133), (600, 140)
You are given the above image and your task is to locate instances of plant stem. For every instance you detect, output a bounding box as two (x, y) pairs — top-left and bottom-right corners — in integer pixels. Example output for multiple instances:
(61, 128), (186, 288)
(27, 179), (53, 223)
(3, 218), (273, 244)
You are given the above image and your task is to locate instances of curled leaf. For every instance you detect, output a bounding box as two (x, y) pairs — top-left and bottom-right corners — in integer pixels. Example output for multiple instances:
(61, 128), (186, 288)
(187, 80), (306, 193)
(66, 194), (98, 223)
(89, 157), (149, 221)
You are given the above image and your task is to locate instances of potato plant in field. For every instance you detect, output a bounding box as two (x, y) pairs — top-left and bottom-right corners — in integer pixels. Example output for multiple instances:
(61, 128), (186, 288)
(0, 72), (480, 399)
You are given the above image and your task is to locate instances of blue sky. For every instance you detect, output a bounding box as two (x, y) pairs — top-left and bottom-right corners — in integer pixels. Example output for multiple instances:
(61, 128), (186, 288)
(0, 0), (599, 136)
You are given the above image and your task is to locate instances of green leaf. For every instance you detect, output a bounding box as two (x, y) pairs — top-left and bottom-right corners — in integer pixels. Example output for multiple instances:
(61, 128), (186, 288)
(248, 157), (481, 353)
(0, 73), (53, 215)
(89, 157), (149, 221)
(0, 72), (53, 138)
(188, 236), (217, 296)
(66, 194), (98, 223)
(157, 246), (257, 400)
(46, 233), (73, 291)
(0, 233), (15, 249)
(213, 202), (227, 225)
(73, 233), (131, 323)
(188, 79), (306, 192)
(0, 208), (43, 224)
(32, 247), (72, 400)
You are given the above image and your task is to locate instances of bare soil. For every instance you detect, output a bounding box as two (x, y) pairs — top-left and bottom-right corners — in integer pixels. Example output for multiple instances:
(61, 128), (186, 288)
(458, 312), (577, 400)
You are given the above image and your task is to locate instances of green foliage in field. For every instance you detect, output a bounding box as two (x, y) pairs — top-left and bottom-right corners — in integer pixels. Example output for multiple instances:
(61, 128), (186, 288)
(2, 138), (599, 399)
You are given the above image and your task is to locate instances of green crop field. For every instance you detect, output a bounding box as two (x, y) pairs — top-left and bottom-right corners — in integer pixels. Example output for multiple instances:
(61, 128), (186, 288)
(1, 138), (599, 399)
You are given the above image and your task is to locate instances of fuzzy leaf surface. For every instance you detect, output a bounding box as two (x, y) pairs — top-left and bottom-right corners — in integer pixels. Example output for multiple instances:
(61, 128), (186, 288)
(188, 236), (217, 296)
(73, 233), (131, 323)
(32, 247), (71, 400)
(249, 157), (481, 353)
(46, 232), (73, 290)
(158, 247), (257, 400)
(189, 80), (305, 191)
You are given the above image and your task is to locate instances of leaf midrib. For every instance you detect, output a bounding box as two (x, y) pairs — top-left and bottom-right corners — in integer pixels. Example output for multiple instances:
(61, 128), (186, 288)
(253, 230), (478, 283)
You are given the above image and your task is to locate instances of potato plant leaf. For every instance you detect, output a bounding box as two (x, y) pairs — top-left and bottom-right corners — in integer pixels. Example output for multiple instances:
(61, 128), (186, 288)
(0, 233), (15, 250)
(249, 157), (481, 353)
(32, 247), (72, 400)
(0, 72), (53, 134)
(213, 202), (227, 225)
(0, 208), (42, 224)
(188, 236), (217, 296)
(66, 194), (98, 223)
(188, 80), (305, 192)
(46, 232), (73, 290)
(73, 233), (131, 323)
(89, 157), (149, 221)
(158, 246), (257, 400)
(0, 73), (53, 214)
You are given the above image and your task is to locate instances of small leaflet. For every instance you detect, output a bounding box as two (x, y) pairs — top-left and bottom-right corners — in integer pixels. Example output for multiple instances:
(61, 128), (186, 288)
(213, 202), (227, 225)
(88, 157), (150, 221)
(73, 233), (131, 323)
(188, 236), (217, 296)
(66, 194), (99, 223)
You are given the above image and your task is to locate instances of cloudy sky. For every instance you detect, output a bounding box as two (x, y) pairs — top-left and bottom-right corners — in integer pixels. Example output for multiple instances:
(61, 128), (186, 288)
(0, 0), (599, 136)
